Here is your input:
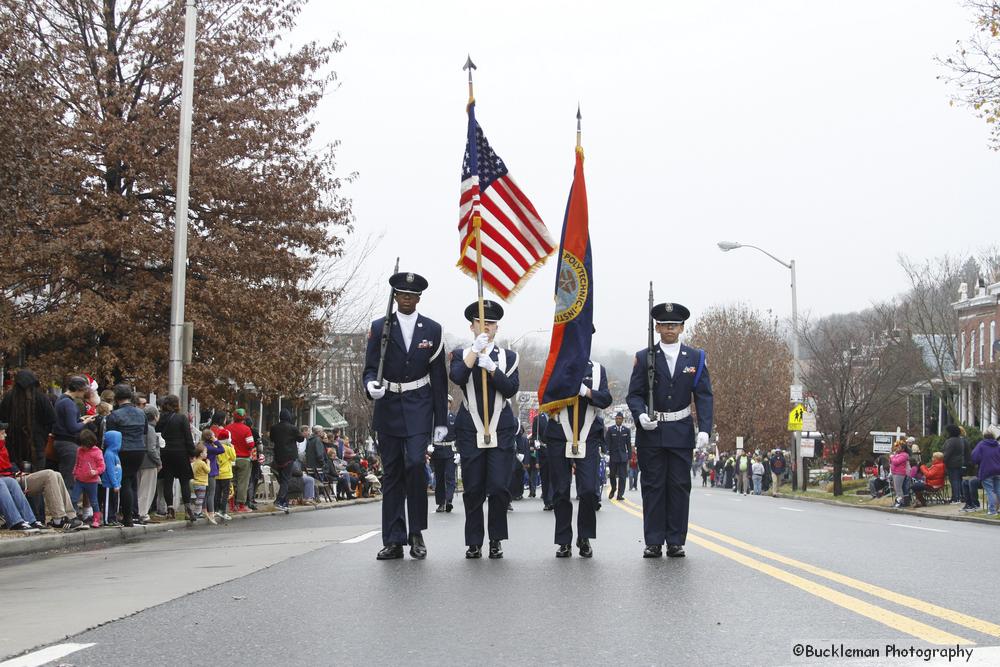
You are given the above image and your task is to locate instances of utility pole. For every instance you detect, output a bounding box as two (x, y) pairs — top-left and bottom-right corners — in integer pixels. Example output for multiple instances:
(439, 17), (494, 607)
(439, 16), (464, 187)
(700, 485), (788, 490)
(168, 0), (198, 410)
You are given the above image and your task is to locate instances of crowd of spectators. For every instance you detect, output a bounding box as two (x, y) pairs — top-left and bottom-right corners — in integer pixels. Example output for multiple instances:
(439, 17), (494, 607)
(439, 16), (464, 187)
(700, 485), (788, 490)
(0, 370), (382, 536)
(696, 448), (790, 498)
(865, 425), (1000, 515)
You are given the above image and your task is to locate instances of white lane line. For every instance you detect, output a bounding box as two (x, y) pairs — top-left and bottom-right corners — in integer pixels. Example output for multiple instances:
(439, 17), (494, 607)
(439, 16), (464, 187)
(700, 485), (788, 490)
(889, 523), (947, 533)
(341, 530), (380, 544)
(778, 507), (805, 512)
(0, 643), (96, 667)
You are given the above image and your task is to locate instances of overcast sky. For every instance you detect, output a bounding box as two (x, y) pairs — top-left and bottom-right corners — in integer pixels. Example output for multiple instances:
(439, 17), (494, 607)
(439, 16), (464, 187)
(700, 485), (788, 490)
(291, 0), (998, 354)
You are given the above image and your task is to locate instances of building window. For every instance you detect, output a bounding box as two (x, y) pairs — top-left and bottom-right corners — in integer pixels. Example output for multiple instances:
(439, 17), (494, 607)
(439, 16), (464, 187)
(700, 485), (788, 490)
(961, 331), (966, 371)
(980, 322), (986, 365)
(991, 321), (997, 362)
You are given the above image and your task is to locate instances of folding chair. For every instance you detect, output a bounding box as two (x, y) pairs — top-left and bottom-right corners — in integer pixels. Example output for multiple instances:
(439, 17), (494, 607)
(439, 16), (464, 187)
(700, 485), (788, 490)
(306, 466), (334, 503)
(923, 484), (947, 505)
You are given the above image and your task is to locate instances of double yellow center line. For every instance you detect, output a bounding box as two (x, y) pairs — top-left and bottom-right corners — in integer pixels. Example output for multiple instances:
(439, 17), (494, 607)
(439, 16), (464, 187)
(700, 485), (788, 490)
(611, 497), (998, 646)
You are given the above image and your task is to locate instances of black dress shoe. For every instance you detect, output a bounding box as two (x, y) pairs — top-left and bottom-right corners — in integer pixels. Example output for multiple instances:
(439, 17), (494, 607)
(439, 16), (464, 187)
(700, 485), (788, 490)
(435, 504), (446, 513)
(408, 533), (427, 559)
(445, 503), (453, 512)
(576, 538), (593, 558)
(667, 544), (686, 558)
(465, 545), (482, 559)
(609, 489), (615, 500)
(506, 503), (514, 512)
(555, 544), (572, 558)
(377, 544), (404, 560)
(643, 544), (663, 558)
(595, 501), (602, 511)
(488, 540), (503, 559)
(616, 495), (624, 501)
(543, 504), (553, 511)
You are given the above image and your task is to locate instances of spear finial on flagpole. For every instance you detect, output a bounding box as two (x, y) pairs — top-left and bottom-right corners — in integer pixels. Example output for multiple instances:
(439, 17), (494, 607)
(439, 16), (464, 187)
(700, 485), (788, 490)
(463, 55), (477, 105)
(576, 103), (582, 149)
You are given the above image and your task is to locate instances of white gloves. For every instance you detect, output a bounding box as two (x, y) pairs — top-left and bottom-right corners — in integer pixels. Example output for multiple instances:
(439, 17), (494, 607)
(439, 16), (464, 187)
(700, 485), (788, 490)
(578, 383), (589, 397)
(696, 432), (710, 448)
(477, 355), (497, 373)
(516, 453), (525, 463)
(453, 453), (460, 464)
(638, 413), (658, 431)
(433, 426), (449, 442)
(366, 380), (386, 400)
(427, 444), (434, 454)
(472, 332), (490, 353)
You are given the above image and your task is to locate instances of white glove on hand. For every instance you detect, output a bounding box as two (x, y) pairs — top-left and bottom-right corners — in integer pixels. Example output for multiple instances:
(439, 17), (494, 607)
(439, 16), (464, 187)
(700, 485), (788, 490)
(427, 444), (435, 454)
(366, 380), (386, 400)
(477, 355), (497, 373)
(433, 426), (449, 442)
(579, 383), (589, 397)
(696, 431), (710, 448)
(516, 453), (525, 463)
(453, 453), (460, 464)
(638, 413), (658, 431)
(472, 332), (490, 353)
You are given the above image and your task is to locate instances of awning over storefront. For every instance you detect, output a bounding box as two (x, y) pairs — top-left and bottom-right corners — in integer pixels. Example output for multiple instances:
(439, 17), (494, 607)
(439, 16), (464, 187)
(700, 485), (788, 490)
(315, 405), (348, 429)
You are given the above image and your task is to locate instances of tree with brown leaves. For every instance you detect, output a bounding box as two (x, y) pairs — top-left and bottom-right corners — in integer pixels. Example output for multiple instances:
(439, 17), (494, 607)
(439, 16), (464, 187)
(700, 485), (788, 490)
(686, 304), (792, 453)
(0, 0), (352, 403)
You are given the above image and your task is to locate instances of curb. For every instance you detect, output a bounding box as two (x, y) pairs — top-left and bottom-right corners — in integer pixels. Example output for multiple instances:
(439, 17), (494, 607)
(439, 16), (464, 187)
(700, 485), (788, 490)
(773, 492), (998, 526)
(0, 497), (381, 561)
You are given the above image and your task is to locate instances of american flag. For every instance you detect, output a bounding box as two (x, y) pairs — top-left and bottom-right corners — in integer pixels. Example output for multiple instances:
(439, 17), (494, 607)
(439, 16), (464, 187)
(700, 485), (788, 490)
(458, 101), (555, 300)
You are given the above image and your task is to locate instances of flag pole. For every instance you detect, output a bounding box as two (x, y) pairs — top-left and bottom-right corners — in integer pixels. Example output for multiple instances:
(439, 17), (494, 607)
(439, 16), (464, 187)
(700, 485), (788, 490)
(465, 55), (491, 445)
(571, 104), (583, 456)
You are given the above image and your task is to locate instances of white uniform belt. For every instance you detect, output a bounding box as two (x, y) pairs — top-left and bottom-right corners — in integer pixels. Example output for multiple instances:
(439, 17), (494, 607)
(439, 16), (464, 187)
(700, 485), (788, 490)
(385, 375), (430, 393)
(654, 406), (691, 422)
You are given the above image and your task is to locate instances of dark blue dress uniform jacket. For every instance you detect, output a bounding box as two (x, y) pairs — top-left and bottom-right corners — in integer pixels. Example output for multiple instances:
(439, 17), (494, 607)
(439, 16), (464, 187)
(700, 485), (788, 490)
(544, 361), (614, 446)
(449, 346), (519, 457)
(604, 424), (632, 463)
(626, 344), (713, 449)
(362, 314), (448, 437)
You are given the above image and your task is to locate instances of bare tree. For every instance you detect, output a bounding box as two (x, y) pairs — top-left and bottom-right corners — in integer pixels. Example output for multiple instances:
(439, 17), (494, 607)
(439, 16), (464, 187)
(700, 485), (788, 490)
(937, 1), (1000, 150)
(686, 304), (793, 452)
(801, 307), (925, 495)
(895, 254), (981, 426)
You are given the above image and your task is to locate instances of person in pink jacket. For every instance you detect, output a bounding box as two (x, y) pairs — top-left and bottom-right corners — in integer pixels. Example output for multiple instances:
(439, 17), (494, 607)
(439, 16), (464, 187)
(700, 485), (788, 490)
(889, 440), (910, 508)
(72, 430), (106, 527)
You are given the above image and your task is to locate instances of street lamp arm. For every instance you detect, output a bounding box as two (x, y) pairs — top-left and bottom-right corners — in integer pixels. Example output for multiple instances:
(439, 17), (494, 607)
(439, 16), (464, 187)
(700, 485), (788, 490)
(739, 244), (792, 270)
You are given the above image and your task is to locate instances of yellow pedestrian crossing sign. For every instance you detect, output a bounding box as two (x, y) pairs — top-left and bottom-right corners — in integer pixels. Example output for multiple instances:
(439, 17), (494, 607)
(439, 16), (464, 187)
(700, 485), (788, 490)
(787, 404), (804, 431)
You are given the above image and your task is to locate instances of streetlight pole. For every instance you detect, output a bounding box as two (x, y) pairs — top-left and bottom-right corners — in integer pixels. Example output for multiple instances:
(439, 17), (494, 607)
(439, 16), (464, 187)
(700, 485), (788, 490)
(168, 0), (198, 409)
(718, 241), (803, 490)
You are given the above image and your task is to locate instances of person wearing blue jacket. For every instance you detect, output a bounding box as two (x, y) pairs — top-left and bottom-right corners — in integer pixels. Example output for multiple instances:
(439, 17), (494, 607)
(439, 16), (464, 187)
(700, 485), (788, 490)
(105, 385), (148, 526)
(450, 301), (519, 559)
(627, 302), (714, 559)
(100, 430), (123, 526)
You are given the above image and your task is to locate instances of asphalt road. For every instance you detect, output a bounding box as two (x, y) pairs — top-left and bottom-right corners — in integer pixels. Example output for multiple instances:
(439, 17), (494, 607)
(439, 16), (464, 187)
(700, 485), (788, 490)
(2, 482), (998, 667)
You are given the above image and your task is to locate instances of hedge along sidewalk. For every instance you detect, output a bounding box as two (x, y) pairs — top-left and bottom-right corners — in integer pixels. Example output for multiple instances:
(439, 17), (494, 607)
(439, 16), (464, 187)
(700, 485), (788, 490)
(773, 490), (999, 526)
(0, 497), (381, 561)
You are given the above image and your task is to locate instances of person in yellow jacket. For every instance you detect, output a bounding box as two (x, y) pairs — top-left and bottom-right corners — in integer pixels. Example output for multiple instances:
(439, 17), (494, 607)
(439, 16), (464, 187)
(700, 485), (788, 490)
(191, 442), (211, 521)
(213, 428), (237, 521)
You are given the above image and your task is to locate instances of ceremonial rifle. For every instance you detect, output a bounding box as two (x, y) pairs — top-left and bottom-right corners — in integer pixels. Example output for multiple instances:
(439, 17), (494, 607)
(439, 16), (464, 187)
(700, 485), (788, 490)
(375, 257), (400, 387)
(647, 281), (655, 420)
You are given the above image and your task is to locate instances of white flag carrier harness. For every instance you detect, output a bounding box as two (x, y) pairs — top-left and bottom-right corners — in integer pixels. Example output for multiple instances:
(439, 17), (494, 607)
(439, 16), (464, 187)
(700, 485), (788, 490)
(463, 347), (518, 448)
(553, 361), (603, 458)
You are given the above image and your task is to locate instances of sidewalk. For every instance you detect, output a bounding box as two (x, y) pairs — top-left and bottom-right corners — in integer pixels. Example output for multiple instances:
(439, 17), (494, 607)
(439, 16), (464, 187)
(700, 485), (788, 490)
(773, 488), (999, 526)
(0, 497), (381, 561)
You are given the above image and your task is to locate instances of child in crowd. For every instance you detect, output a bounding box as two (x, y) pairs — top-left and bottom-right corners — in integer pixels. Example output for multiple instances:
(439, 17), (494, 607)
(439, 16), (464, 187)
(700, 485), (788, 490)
(72, 430), (106, 528)
(204, 429), (224, 525)
(191, 442), (210, 520)
(100, 430), (123, 526)
(214, 429), (236, 521)
(751, 456), (764, 495)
